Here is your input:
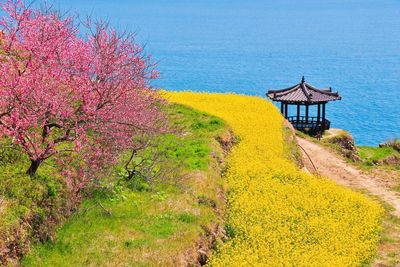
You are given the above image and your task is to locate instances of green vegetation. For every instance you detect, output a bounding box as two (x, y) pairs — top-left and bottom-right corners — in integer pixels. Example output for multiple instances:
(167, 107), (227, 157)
(382, 138), (400, 153)
(0, 164), (64, 231)
(358, 146), (399, 167)
(20, 104), (231, 266)
(0, 139), (68, 265)
(282, 126), (302, 168)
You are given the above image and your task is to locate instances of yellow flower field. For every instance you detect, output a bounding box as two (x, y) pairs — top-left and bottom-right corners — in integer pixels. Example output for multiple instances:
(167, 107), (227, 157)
(167, 92), (383, 266)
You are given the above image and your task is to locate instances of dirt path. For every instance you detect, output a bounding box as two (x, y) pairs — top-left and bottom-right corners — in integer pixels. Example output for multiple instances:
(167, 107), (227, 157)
(297, 137), (400, 218)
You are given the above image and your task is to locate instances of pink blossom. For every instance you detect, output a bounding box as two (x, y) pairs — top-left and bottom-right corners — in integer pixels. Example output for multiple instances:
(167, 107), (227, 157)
(0, 0), (165, 185)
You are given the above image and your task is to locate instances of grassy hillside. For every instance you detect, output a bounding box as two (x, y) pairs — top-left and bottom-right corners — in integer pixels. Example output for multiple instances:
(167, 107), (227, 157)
(167, 92), (383, 266)
(1, 93), (385, 266)
(0, 140), (68, 265)
(21, 104), (231, 266)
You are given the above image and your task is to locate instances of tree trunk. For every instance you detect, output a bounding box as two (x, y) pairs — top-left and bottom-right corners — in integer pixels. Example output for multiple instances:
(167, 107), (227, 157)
(27, 160), (41, 176)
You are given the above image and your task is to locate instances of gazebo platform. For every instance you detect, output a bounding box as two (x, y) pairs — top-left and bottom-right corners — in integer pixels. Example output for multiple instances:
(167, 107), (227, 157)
(267, 77), (341, 135)
(287, 116), (330, 134)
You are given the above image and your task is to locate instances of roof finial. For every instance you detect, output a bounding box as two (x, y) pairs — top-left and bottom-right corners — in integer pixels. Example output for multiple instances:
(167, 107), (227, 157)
(301, 76), (305, 83)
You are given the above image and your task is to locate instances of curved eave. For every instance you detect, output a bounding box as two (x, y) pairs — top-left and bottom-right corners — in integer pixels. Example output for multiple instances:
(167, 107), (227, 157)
(267, 78), (342, 103)
(267, 92), (342, 103)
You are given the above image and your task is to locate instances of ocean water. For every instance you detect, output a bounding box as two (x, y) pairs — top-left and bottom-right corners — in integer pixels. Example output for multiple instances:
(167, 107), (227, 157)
(53, 0), (400, 145)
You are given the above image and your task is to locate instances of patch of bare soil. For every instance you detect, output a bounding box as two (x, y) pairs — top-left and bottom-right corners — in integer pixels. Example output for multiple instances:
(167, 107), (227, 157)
(368, 169), (400, 189)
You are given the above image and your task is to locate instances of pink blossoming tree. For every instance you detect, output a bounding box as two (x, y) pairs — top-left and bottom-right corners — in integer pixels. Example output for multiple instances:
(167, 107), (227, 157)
(0, 0), (164, 184)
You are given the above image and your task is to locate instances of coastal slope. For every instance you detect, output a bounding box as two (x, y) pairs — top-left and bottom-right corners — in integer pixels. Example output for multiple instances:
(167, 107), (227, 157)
(168, 92), (383, 266)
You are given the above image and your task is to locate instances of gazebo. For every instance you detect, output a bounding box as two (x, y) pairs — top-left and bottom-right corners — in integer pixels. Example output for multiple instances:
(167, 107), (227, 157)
(267, 77), (342, 135)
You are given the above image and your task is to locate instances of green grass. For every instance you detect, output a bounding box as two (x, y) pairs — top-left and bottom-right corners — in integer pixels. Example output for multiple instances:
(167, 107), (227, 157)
(282, 126), (302, 168)
(22, 191), (206, 266)
(0, 163), (64, 227)
(21, 103), (230, 266)
(166, 104), (226, 170)
(358, 146), (399, 166)
(0, 141), (67, 264)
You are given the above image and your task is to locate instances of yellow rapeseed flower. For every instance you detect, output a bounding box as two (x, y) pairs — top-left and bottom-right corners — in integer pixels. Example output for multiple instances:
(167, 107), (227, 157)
(167, 92), (383, 266)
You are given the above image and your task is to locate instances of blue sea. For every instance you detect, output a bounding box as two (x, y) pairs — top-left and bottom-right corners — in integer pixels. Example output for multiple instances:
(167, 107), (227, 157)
(54, 0), (400, 145)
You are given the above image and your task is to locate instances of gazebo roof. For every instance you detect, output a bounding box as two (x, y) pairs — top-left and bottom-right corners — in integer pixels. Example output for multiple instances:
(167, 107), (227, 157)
(267, 76), (342, 104)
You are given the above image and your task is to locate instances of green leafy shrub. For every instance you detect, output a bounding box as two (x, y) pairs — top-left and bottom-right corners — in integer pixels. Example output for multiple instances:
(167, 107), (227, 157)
(0, 140), (68, 265)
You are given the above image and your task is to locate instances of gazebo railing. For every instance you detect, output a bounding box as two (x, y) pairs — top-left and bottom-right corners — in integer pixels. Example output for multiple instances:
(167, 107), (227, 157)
(286, 116), (330, 133)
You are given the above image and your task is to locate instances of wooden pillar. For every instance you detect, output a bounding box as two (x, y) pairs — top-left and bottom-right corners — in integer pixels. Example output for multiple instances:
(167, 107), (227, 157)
(280, 102), (284, 115)
(317, 103), (321, 122)
(284, 103), (288, 119)
(296, 104), (300, 123)
(305, 103), (309, 123)
(322, 103), (326, 129)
